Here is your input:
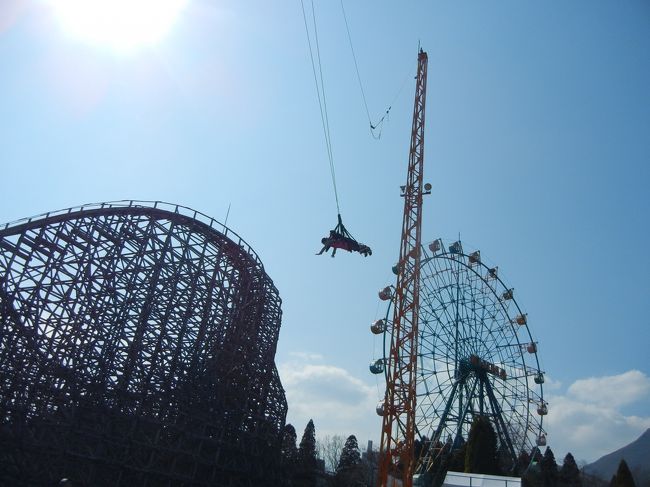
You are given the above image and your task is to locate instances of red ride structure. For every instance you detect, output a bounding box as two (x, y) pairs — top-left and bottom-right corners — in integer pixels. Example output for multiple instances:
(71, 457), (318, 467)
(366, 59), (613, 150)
(378, 49), (429, 487)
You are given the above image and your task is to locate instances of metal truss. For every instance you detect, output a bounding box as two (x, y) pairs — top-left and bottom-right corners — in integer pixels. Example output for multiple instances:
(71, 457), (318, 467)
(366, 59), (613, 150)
(0, 201), (287, 486)
(378, 49), (428, 487)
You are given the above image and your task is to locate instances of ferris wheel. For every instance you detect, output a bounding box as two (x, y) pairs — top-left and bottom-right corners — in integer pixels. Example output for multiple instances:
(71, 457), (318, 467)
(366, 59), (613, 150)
(371, 239), (547, 474)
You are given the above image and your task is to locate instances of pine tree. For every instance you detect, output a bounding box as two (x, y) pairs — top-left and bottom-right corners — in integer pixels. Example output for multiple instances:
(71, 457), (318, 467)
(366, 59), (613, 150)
(540, 448), (558, 487)
(298, 419), (317, 470)
(611, 459), (636, 487)
(281, 424), (299, 465)
(295, 420), (318, 487)
(464, 416), (499, 475)
(495, 442), (511, 475)
(280, 424), (299, 486)
(521, 448), (542, 487)
(334, 435), (364, 486)
(336, 435), (361, 471)
(559, 452), (581, 486)
(449, 441), (467, 473)
(530, 447), (543, 465)
(516, 450), (531, 477)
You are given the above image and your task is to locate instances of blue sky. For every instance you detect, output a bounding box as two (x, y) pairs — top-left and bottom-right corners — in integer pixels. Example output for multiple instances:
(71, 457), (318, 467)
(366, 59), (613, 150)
(1, 0), (649, 464)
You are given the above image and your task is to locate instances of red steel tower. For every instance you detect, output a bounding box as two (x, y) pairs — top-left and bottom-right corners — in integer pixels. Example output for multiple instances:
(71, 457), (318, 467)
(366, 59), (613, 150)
(378, 48), (428, 487)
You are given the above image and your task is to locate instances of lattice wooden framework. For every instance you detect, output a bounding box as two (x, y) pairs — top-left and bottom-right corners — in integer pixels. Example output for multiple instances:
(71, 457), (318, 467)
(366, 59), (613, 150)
(0, 201), (287, 486)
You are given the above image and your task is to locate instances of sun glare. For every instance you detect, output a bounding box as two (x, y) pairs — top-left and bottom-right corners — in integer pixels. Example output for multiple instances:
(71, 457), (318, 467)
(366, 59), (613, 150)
(48, 0), (188, 53)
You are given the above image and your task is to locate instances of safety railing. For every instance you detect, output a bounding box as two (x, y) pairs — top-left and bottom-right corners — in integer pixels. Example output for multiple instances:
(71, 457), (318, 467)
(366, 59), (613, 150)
(0, 200), (263, 267)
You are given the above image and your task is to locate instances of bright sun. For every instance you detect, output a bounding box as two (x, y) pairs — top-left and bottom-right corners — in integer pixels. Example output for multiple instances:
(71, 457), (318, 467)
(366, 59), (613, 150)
(48, 0), (189, 53)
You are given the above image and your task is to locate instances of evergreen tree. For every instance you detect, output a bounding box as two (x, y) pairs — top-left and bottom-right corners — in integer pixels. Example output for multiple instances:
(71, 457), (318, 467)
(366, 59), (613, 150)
(336, 435), (361, 471)
(298, 419), (317, 469)
(521, 446), (544, 487)
(540, 448), (558, 487)
(559, 452), (581, 486)
(464, 416), (499, 475)
(295, 420), (318, 487)
(495, 442), (511, 475)
(334, 435), (364, 486)
(449, 440), (467, 473)
(515, 450), (531, 477)
(530, 446), (543, 465)
(611, 459), (636, 487)
(281, 424), (299, 465)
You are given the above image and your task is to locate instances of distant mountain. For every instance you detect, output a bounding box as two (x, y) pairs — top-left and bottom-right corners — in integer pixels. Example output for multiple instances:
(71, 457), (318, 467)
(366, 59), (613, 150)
(583, 428), (650, 485)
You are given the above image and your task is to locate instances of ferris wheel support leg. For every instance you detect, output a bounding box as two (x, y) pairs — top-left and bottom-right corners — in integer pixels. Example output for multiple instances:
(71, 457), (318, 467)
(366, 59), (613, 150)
(430, 380), (460, 446)
(484, 378), (518, 469)
(456, 379), (480, 437)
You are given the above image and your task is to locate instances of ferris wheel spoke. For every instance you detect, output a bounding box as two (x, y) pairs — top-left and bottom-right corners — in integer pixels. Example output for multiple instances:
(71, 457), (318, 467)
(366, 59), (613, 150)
(424, 263), (464, 340)
(483, 376), (519, 461)
(420, 292), (459, 358)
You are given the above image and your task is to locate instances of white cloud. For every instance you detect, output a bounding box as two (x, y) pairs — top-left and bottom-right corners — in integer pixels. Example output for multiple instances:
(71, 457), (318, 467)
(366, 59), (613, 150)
(544, 370), (650, 463)
(278, 354), (381, 447)
(278, 358), (650, 466)
(542, 374), (562, 392)
(566, 370), (650, 408)
(288, 351), (324, 362)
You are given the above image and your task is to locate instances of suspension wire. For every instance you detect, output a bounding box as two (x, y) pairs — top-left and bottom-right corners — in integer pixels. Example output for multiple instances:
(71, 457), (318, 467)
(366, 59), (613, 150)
(368, 69), (411, 140)
(340, 0), (413, 140)
(311, 0), (340, 212)
(300, 0), (341, 214)
(340, 0), (374, 134)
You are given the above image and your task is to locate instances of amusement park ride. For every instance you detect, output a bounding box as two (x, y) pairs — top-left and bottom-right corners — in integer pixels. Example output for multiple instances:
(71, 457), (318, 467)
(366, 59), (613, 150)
(376, 47), (430, 487)
(373, 50), (548, 486)
(300, 7), (547, 480)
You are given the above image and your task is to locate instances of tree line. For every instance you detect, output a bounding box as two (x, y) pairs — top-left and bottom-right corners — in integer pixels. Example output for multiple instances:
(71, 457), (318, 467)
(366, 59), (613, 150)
(280, 419), (375, 487)
(279, 417), (639, 487)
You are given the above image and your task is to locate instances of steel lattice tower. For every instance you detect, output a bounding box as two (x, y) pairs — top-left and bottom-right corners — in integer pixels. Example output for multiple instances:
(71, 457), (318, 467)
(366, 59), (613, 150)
(378, 49), (428, 487)
(0, 201), (287, 487)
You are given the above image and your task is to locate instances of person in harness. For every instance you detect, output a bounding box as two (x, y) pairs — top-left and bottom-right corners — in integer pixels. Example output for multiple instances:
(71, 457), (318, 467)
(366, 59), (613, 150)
(316, 215), (372, 258)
